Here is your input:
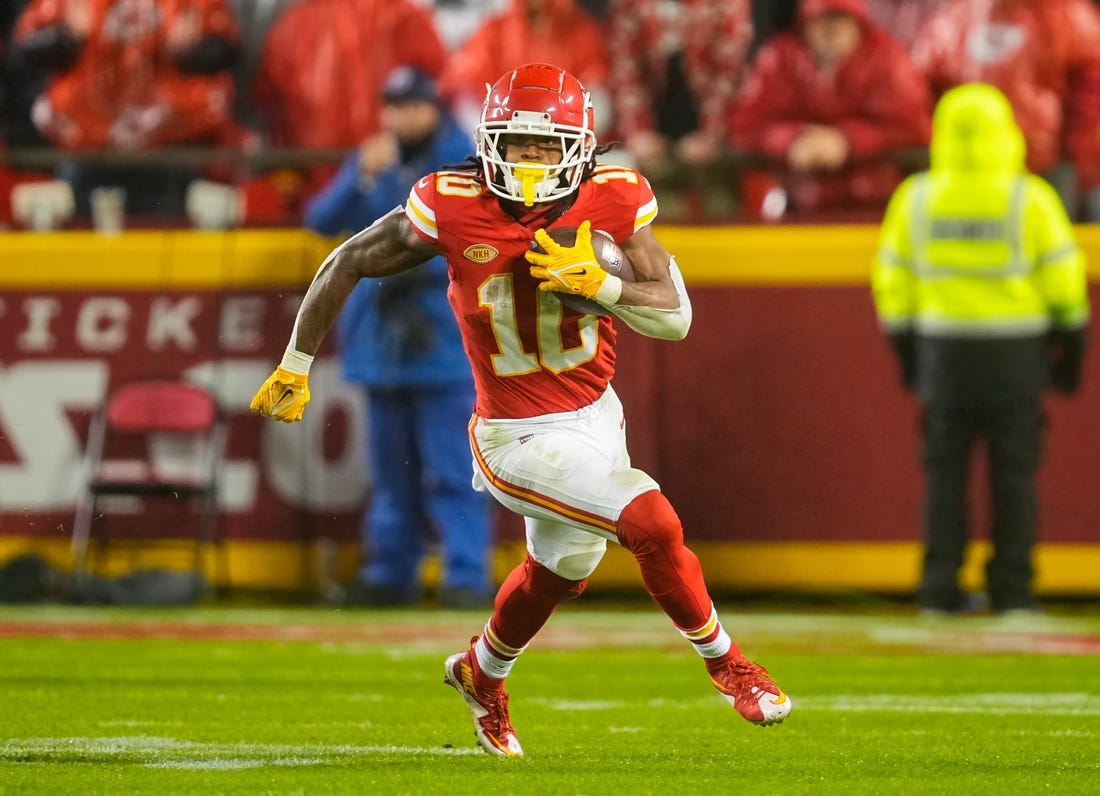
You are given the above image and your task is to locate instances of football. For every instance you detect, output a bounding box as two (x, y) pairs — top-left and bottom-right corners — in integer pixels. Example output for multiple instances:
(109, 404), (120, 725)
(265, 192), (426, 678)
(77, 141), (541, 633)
(531, 226), (635, 316)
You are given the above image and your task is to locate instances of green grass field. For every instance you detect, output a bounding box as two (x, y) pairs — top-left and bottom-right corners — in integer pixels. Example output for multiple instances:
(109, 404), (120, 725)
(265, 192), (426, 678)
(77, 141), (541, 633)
(1, 603), (1098, 794)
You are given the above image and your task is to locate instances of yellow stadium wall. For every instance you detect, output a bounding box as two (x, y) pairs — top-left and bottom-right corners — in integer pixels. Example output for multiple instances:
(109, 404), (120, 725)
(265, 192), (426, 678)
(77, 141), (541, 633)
(2, 227), (1098, 595)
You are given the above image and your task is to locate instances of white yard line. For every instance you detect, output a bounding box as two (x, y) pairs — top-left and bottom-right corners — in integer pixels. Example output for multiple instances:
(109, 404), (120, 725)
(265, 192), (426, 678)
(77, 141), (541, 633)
(0, 735), (484, 767)
(530, 692), (1100, 716)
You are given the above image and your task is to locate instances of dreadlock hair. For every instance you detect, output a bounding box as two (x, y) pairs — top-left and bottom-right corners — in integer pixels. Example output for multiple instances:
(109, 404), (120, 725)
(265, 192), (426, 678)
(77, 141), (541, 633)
(442, 155), (482, 172)
(580, 141), (619, 182)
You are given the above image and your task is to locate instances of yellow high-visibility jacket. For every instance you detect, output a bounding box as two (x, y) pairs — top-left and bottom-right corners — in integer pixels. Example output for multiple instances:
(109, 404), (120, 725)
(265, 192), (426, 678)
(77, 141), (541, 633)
(872, 83), (1090, 338)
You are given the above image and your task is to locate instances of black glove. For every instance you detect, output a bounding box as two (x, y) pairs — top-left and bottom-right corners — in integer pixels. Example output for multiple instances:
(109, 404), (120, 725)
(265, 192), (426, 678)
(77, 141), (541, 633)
(1048, 327), (1087, 395)
(887, 330), (916, 391)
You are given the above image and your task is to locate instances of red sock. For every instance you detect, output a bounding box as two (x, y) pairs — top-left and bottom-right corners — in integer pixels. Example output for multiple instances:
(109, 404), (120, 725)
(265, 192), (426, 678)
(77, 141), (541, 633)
(475, 554), (586, 688)
(616, 490), (728, 637)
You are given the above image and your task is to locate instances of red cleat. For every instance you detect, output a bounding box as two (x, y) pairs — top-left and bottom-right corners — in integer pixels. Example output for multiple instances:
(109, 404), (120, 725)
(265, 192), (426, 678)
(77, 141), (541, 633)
(443, 637), (524, 757)
(709, 656), (792, 726)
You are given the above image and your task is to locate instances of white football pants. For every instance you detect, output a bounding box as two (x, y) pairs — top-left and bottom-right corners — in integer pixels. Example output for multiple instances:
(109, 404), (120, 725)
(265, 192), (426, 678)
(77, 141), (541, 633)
(468, 386), (659, 580)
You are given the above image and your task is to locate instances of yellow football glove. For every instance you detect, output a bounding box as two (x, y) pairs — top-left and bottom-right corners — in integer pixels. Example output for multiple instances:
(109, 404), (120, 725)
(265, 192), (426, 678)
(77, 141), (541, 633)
(250, 365), (310, 423)
(525, 220), (608, 299)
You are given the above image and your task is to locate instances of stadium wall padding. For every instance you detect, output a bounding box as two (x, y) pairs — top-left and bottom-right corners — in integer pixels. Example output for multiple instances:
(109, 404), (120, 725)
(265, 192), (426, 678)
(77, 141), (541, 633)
(2, 227), (1098, 594)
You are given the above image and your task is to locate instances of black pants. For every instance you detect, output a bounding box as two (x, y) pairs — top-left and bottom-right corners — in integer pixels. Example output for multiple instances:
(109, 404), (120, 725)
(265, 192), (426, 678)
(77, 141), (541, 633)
(57, 161), (196, 219)
(917, 399), (1043, 612)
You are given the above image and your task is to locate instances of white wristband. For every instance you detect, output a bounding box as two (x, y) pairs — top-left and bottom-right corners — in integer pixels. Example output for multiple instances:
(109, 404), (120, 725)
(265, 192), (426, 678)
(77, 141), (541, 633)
(593, 274), (623, 306)
(281, 347), (315, 375)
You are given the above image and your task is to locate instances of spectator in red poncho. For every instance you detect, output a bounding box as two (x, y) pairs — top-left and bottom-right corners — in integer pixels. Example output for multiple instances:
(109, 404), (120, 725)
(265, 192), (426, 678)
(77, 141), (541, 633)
(440, 0), (609, 137)
(12, 0), (243, 219)
(240, 0), (446, 225)
(605, 0), (753, 222)
(910, 0), (1100, 219)
(730, 0), (931, 221)
(253, 0), (445, 149)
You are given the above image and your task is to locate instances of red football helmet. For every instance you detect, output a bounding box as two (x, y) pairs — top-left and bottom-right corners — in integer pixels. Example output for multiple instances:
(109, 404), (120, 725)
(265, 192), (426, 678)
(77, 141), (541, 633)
(476, 63), (596, 205)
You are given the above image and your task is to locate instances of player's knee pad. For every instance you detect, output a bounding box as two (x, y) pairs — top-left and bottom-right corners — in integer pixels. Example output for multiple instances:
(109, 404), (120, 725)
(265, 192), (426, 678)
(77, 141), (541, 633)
(616, 489), (684, 554)
(552, 551), (602, 583)
(527, 518), (607, 580)
(530, 544), (605, 581)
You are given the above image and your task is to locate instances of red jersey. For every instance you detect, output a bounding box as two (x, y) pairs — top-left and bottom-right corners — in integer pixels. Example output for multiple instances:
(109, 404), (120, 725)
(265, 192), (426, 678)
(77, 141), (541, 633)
(405, 165), (658, 420)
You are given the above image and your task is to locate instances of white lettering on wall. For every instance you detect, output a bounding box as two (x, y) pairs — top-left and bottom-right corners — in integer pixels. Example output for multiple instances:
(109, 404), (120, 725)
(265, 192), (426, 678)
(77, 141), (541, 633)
(17, 297), (62, 351)
(185, 359), (270, 512)
(75, 297), (130, 352)
(0, 357), (368, 514)
(218, 296), (266, 352)
(147, 296), (201, 351)
(0, 360), (108, 507)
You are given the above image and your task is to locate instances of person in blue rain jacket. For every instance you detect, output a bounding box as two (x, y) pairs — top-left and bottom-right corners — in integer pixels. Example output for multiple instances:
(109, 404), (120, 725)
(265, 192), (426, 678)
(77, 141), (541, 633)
(305, 65), (492, 608)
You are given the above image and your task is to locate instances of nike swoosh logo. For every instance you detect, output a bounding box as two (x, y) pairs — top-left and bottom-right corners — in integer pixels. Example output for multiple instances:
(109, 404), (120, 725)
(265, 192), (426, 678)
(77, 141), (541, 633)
(273, 387), (295, 410)
(770, 691), (788, 705)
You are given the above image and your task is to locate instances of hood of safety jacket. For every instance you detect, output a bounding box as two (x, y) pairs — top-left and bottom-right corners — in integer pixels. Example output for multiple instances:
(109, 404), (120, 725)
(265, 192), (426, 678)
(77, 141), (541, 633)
(930, 83), (1026, 174)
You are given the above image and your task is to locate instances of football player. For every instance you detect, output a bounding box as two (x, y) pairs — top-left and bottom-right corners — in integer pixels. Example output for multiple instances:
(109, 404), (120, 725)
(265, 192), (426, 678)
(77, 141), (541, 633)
(251, 62), (792, 757)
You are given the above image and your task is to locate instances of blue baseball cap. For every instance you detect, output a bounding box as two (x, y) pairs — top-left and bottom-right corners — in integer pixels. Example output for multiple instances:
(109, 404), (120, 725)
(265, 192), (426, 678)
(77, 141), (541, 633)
(382, 65), (440, 105)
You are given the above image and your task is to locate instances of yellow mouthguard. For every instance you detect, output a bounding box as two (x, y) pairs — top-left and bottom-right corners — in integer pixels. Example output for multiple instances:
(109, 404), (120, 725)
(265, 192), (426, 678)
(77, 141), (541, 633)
(513, 162), (544, 206)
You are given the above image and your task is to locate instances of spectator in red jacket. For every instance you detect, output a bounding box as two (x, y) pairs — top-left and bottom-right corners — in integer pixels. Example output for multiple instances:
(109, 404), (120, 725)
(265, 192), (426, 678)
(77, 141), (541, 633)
(440, 0), (609, 137)
(253, 0), (445, 149)
(605, 0), (753, 222)
(13, 0), (243, 219)
(911, 0), (1100, 219)
(240, 0), (447, 225)
(730, 0), (931, 221)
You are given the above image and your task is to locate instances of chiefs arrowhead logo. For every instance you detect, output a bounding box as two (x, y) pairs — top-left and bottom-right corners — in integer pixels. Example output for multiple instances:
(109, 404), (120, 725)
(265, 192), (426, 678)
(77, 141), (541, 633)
(463, 244), (499, 263)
